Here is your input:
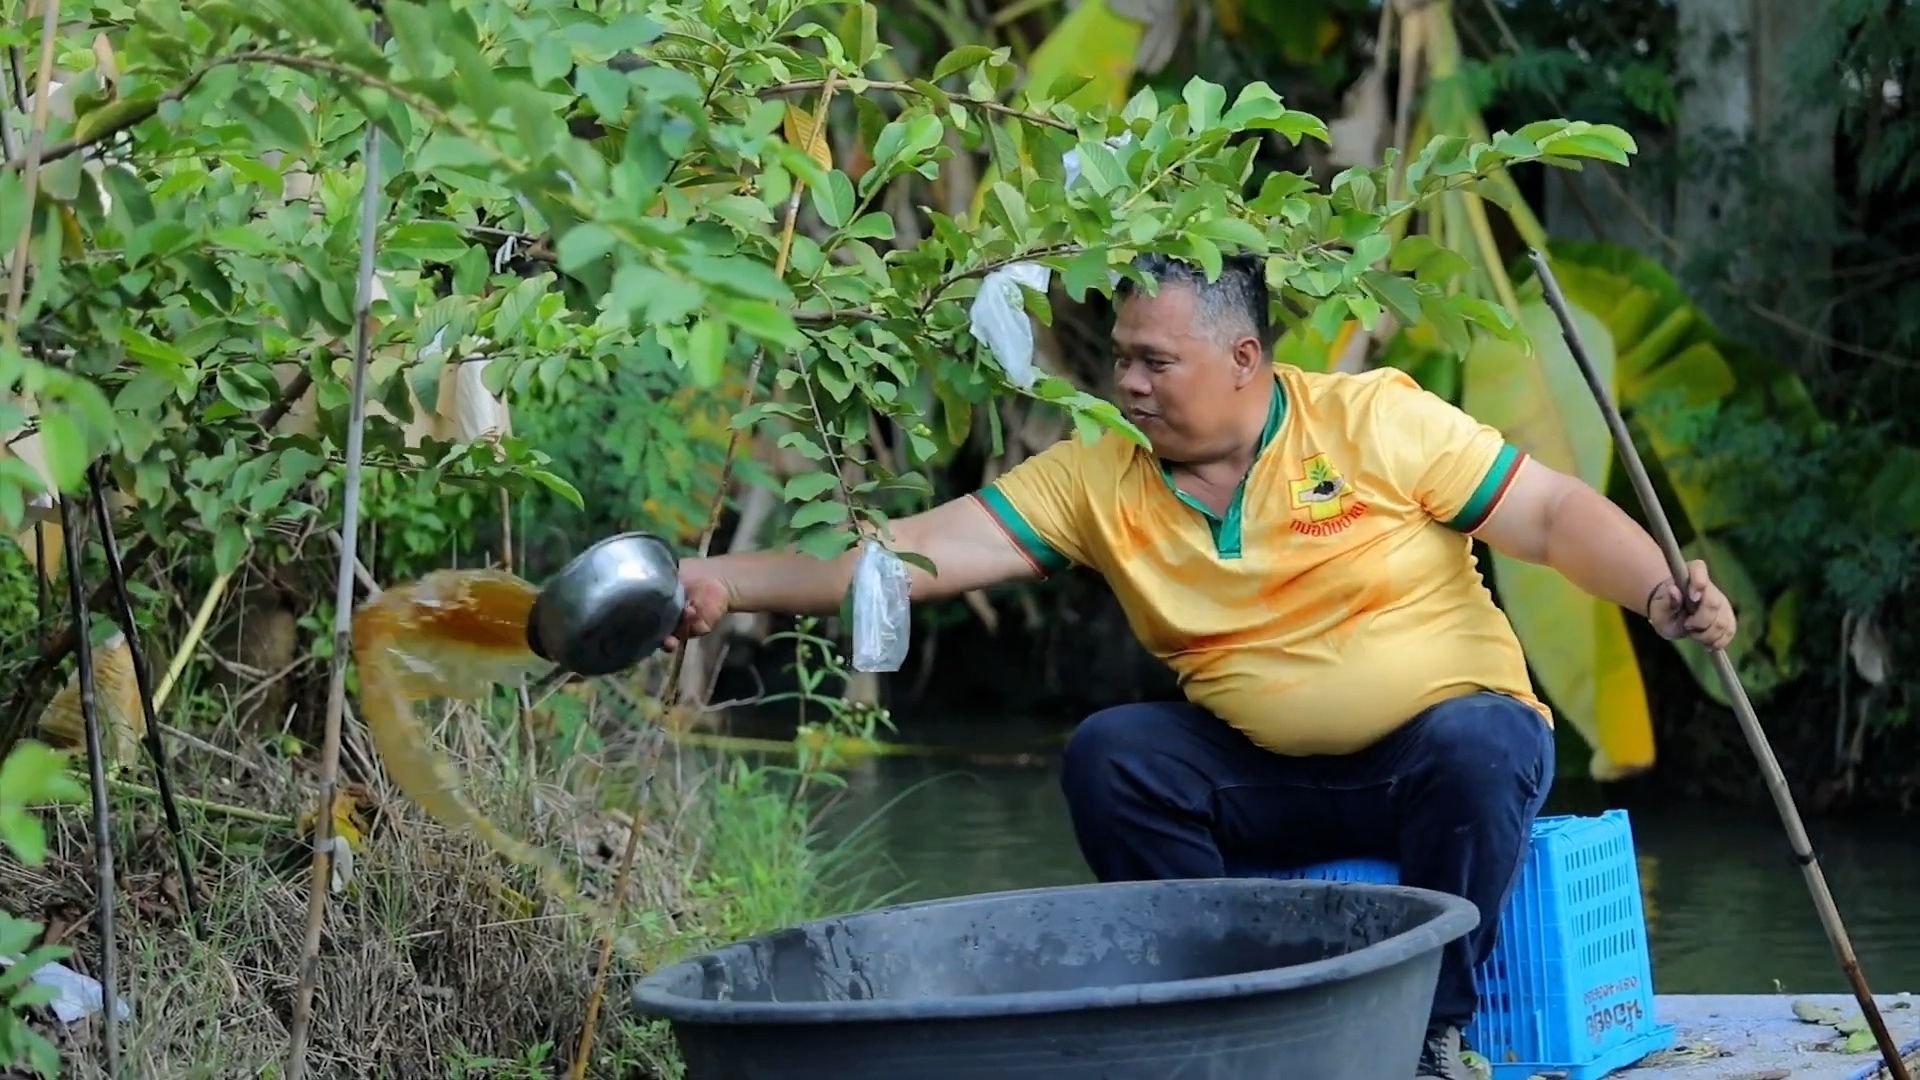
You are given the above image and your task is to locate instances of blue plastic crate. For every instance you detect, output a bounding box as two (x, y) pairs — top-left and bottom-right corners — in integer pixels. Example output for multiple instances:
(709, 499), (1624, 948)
(1234, 810), (1675, 1080)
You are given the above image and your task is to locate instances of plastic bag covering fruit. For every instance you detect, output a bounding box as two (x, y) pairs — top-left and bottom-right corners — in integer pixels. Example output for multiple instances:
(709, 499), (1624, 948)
(850, 540), (911, 672)
(968, 261), (1051, 390)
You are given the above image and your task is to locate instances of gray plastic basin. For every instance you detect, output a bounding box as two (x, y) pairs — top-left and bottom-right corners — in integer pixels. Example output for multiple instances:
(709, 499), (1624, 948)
(631, 877), (1480, 1078)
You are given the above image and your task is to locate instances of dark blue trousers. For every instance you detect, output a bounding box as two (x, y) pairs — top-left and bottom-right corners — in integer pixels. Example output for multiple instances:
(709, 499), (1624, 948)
(1059, 690), (1555, 1029)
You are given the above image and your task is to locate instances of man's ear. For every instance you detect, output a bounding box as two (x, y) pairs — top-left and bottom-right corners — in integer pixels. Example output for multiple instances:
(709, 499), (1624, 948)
(1230, 334), (1265, 386)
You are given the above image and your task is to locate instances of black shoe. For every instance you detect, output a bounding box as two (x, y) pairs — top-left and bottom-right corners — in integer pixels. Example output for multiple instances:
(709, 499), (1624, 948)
(1415, 1023), (1471, 1079)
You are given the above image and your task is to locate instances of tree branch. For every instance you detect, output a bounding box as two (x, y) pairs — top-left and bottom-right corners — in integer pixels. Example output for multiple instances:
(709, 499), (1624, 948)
(1, 50), (458, 177)
(761, 78), (1075, 132)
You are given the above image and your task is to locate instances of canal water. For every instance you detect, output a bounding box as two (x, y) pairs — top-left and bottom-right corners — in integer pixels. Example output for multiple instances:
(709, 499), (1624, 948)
(804, 713), (1920, 997)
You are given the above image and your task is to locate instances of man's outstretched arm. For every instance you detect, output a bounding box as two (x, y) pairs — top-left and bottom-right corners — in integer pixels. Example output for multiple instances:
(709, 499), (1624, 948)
(1471, 457), (1736, 650)
(664, 495), (1039, 649)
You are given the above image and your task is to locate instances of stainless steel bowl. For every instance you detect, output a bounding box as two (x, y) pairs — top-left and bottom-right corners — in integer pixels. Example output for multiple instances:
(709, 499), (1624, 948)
(526, 531), (686, 677)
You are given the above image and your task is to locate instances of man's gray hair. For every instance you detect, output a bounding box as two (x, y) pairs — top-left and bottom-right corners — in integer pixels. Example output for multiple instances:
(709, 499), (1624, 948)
(1114, 251), (1270, 348)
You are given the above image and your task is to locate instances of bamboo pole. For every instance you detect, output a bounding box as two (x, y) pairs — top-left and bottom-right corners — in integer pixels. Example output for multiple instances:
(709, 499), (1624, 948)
(89, 461), (204, 936)
(57, 491), (120, 1074)
(1527, 248), (1911, 1080)
(284, 110), (384, 1080)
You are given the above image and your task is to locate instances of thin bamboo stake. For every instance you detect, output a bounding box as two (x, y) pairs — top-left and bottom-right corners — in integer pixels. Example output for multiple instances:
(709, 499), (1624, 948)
(107, 778), (292, 826)
(563, 71), (842, 1080)
(57, 491), (120, 1075)
(284, 112), (384, 1080)
(89, 461), (203, 936)
(1528, 248), (1911, 1080)
(33, 522), (48, 641)
(152, 569), (232, 711)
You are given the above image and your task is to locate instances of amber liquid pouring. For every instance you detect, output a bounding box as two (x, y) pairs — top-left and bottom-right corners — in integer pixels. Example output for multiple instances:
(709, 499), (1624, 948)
(351, 568), (635, 953)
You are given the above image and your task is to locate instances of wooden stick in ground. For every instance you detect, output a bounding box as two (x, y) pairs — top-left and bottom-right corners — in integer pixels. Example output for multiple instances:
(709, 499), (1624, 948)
(284, 115), (385, 1080)
(563, 71), (842, 1080)
(89, 461), (204, 937)
(57, 492), (120, 1074)
(1525, 247), (1911, 1080)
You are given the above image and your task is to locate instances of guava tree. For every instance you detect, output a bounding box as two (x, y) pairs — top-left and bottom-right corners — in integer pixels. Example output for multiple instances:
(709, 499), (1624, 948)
(0, 0), (1632, 1070)
(0, 0), (1633, 594)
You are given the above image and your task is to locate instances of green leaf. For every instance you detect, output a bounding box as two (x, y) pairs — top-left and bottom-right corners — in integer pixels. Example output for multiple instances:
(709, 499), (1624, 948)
(1180, 234), (1223, 281)
(1362, 269), (1423, 326)
(211, 520), (247, 575)
(217, 368), (274, 411)
(120, 327), (191, 382)
(577, 65), (631, 119)
(846, 212), (894, 240)
(529, 468), (585, 509)
(1389, 234), (1473, 285)
(835, 1), (878, 64)
(0, 741), (85, 808)
(37, 413), (87, 490)
(720, 298), (802, 349)
(791, 499), (849, 529)
(933, 44), (995, 82)
(415, 132), (497, 172)
(386, 221), (467, 261)
(796, 526), (854, 560)
(1189, 215), (1267, 252)
(812, 170), (856, 229)
(555, 223), (617, 271)
(384, 0), (439, 79)
(1309, 296), (1349, 343)
(1348, 232), (1390, 272)
(1347, 294), (1383, 330)
(601, 12), (665, 49)
(778, 432), (830, 461)
(1220, 82), (1283, 128)
(687, 318), (727, 387)
(229, 90), (309, 155)
(1181, 77), (1227, 133)
(0, 806), (46, 866)
(531, 36), (572, 86)
(783, 473), (838, 501)
(0, 171), (25, 255)
(1074, 140), (1127, 195)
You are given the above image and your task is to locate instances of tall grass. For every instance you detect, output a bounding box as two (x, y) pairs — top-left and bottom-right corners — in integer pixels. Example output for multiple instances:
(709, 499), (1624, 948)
(2, 671), (899, 1078)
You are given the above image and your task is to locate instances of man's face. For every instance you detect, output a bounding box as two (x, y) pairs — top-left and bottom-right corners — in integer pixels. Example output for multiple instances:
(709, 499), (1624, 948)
(1111, 283), (1256, 462)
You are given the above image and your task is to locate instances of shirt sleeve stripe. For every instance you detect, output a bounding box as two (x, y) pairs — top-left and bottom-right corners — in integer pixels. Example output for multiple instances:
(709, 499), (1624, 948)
(971, 487), (1070, 575)
(1446, 443), (1527, 533)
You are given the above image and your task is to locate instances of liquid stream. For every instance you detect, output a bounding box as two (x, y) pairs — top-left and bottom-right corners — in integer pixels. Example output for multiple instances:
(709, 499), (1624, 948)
(351, 568), (644, 959)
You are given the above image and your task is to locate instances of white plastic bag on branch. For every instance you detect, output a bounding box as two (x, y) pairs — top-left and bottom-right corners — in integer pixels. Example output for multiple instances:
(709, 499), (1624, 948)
(968, 261), (1051, 390)
(850, 539), (912, 673)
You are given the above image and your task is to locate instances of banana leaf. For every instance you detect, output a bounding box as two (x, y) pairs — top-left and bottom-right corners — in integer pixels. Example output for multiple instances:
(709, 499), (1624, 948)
(1459, 296), (1657, 780)
(1532, 241), (1812, 706)
(1021, 0), (1143, 112)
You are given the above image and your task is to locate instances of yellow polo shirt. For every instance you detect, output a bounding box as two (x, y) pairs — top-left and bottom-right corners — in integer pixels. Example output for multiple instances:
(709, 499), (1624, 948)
(971, 363), (1552, 756)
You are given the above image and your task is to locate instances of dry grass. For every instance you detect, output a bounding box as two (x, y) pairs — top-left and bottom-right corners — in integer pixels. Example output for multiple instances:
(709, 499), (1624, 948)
(1, 688), (866, 1079)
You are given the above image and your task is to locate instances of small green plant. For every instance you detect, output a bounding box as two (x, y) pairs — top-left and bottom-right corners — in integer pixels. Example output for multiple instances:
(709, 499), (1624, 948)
(761, 616), (897, 779)
(0, 740), (88, 1080)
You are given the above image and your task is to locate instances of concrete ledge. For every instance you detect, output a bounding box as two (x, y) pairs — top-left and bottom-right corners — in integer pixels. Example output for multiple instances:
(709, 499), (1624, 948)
(1606, 994), (1920, 1079)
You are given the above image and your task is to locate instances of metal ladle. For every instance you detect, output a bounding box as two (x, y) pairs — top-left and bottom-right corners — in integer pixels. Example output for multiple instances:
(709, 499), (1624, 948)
(525, 531), (686, 677)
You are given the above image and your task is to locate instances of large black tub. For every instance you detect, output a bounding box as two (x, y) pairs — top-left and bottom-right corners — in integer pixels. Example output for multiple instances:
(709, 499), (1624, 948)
(630, 877), (1478, 1079)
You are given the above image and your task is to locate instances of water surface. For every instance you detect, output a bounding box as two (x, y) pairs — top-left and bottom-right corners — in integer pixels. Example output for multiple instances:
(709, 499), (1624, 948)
(810, 715), (1920, 996)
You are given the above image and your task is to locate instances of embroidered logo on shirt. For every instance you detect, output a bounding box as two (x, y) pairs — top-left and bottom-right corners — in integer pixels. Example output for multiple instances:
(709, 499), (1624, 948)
(1287, 453), (1368, 536)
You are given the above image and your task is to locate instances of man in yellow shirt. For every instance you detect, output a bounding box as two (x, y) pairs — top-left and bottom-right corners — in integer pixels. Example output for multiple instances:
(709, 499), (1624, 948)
(666, 253), (1735, 1079)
